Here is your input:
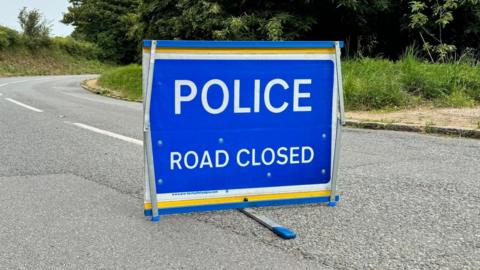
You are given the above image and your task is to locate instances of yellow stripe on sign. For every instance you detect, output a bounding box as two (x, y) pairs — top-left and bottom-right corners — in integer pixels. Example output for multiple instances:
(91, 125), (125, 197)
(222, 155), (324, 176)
(143, 47), (336, 54)
(144, 190), (331, 209)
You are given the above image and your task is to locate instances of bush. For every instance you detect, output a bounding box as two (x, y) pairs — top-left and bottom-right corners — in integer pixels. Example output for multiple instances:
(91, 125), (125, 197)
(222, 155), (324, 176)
(51, 37), (101, 59)
(0, 26), (21, 49)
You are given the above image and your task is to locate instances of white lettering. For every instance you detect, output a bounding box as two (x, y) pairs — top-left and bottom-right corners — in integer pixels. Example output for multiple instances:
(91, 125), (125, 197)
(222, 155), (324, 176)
(175, 80), (197, 115)
(289, 146), (300, 164)
(201, 79), (229, 114)
(276, 147), (288, 165)
(301, 146), (314, 163)
(170, 152), (183, 170)
(261, 148), (275, 166)
(293, 79), (312, 112)
(236, 149), (250, 167)
(199, 151), (213, 168)
(184, 151), (199, 169)
(216, 150), (229, 168)
(254, 79), (260, 113)
(264, 79), (289, 113)
(234, 80), (251, 113)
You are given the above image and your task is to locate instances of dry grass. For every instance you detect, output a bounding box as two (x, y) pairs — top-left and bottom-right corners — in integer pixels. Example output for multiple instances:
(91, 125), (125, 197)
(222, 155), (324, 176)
(348, 106), (480, 129)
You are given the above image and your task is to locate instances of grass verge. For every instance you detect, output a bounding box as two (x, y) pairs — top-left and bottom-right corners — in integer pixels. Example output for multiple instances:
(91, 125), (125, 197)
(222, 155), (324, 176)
(96, 64), (142, 100)
(0, 47), (112, 76)
(344, 55), (480, 110)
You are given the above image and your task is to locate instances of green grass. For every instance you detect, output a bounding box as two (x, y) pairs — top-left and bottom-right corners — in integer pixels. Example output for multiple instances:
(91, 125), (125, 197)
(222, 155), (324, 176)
(98, 57), (480, 110)
(97, 64), (142, 100)
(344, 55), (480, 110)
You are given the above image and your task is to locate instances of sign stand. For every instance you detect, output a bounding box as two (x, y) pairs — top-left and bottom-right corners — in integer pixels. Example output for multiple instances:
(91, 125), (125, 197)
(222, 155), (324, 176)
(144, 40), (160, 221)
(328, 41), (346, 207)
(240, 208), (296, 239)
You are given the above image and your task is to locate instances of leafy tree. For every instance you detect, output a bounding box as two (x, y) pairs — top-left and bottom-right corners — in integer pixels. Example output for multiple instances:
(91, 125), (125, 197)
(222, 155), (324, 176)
(136, 0), (315, 41)
(136, 0), (410, 58)
(62, 0), (140, 63)
(18, 7), (51, 48)
(409, 0), (480, 62)
(62, 0), (480, 62)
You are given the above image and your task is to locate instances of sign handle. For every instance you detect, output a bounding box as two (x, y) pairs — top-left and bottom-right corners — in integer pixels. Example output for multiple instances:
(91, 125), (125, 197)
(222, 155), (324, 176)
(329, 41), (345, 206)
(144, 40), (160, 221)
(240, 208), (296, 239)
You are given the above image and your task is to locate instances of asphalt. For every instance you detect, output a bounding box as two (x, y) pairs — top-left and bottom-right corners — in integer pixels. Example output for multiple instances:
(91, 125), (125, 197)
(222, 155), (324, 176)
(0, 75), (478, 269)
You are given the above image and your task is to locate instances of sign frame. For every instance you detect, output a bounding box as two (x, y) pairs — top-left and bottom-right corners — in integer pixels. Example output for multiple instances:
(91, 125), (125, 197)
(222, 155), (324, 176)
(143, 40), (345, 221)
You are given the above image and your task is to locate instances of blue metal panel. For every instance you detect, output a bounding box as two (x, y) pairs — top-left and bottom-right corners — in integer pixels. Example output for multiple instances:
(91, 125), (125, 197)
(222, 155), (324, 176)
(149, 59), (334, 194)
(143, 40), (344, 48)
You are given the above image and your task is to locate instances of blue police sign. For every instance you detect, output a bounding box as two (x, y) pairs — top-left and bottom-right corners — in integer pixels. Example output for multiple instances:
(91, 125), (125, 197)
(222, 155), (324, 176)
(143, 41), (345, 220)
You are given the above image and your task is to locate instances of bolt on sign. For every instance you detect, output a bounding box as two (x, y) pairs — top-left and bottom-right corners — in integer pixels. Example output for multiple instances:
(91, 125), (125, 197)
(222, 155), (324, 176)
(143, 40), (346, 221)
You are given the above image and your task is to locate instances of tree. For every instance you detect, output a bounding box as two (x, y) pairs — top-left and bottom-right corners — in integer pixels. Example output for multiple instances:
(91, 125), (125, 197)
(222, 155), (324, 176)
(62, 0), (140, 63)
(136, 0), (408, 58)
(18, 7), (51, 48)
(63, 0), (480, 62)
(409, 0), (480, 62)
(136, 0), (315, 41)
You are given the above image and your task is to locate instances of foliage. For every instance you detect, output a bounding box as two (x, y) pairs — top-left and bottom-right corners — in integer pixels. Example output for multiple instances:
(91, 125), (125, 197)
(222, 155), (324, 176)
(0, 24), (111, 76)
(0, 26), (21, 49)
(17, 7), (51, 49)
(343, 55), (480, 110)
(136, 0), (316, 41)
(435, 90), (476, 107)
(97, 64), (142, 100)
(62, 0), (480, 63)
(0, 47), (112, 76)
(62, 0), (140, 63)
(343, 58), (413, 110)
(51, 37), (102, 60)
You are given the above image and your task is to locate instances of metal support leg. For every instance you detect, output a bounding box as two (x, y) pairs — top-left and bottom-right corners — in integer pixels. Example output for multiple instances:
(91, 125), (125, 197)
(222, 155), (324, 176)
(144, 40), (159, 221)
(329, 41), (345, 206)
(329, 117), (342, 206)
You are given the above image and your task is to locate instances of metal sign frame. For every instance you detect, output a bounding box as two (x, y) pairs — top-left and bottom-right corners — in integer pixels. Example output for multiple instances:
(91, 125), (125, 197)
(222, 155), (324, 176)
(143, 40), (345, 221)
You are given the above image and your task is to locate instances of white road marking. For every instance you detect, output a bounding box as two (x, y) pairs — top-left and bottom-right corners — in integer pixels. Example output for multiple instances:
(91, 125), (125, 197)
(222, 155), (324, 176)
(0, 80), (28, 88)
(5, 98), (44, 112)
(71, 122), (143, 146)
(0, 78), (51, 88)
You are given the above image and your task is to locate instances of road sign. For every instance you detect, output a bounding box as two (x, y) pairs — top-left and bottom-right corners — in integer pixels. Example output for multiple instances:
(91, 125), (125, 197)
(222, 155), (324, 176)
(143, 40), (345, 220)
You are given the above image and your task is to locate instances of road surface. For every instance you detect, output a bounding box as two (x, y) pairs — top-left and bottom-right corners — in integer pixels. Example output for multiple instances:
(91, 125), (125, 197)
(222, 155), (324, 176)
(0, 75), (478, 269)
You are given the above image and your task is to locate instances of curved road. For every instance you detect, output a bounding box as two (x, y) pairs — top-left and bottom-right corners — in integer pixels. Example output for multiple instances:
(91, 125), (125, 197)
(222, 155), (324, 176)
(0, 76), (479, 269)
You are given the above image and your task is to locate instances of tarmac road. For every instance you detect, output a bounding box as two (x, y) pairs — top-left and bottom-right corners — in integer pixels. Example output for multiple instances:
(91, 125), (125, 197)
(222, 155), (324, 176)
(0, 75), (478, 269)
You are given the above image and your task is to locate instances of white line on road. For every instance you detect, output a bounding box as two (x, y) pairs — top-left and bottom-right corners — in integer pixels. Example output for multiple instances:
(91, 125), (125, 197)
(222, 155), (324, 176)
(5, 98), (44, 112)
(0, 78), (51, 88)
(71, 122), (143, 146)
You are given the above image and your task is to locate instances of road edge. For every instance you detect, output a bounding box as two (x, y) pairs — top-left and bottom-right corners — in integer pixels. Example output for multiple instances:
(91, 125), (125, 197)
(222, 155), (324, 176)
(81, 79), (142, 103)
(346, 119), (480, 139)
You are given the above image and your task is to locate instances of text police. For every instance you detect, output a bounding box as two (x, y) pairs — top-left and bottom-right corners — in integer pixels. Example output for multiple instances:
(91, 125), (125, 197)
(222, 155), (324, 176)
(174, 78), (313, 114)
